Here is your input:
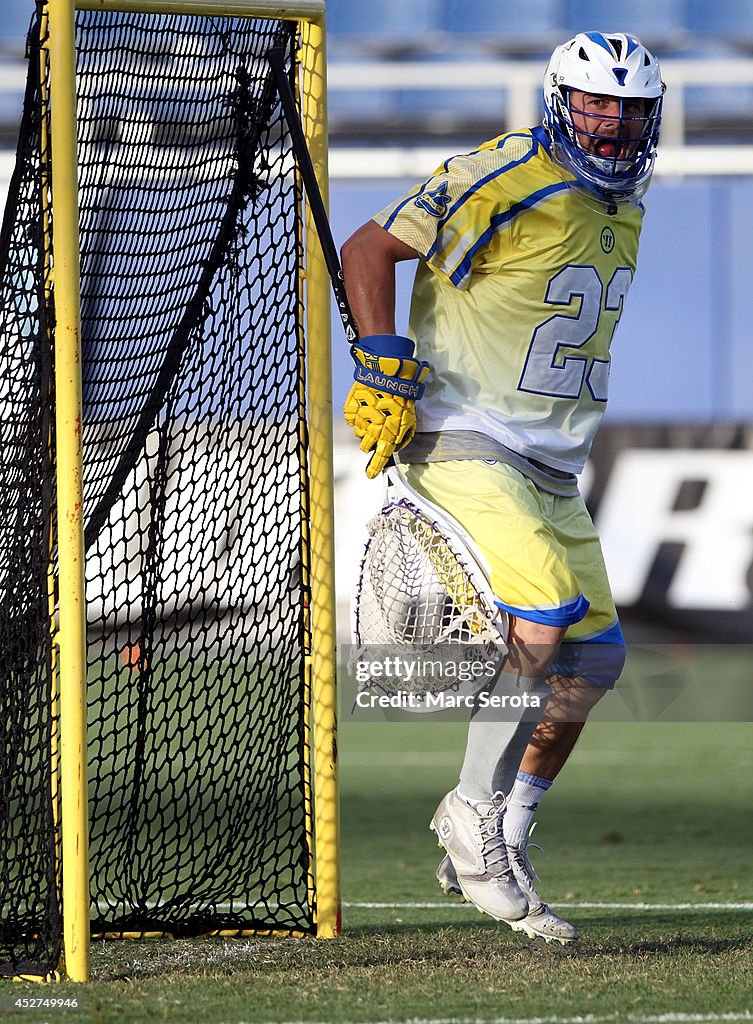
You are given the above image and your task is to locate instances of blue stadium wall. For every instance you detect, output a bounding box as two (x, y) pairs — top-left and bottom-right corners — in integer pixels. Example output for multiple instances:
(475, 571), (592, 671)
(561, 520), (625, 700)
(330, 177), (753, 645)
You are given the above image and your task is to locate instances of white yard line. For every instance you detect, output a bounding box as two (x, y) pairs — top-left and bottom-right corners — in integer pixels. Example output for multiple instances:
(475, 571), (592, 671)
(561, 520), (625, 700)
(255, 1012), (753, 1024)
(341, 751), (753, 768)
(93, 898), (752, 914)
(345, 901), (753, 911)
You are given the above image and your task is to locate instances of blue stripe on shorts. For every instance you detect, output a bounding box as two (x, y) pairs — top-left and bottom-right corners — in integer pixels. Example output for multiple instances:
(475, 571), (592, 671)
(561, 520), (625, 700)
(550, 620), (627, 688)
(494, 593), (590, 628)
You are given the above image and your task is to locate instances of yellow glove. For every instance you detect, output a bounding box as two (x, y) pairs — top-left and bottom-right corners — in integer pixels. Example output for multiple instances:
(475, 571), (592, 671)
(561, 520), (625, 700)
(344, 334), (431, 479)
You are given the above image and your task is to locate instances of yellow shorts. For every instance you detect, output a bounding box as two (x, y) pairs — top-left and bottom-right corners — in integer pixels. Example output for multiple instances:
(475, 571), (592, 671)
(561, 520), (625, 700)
(400, 459), (625, 685)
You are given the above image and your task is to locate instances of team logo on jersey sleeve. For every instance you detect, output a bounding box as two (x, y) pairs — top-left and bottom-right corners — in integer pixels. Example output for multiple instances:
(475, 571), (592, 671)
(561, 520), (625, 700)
(415, 181), (451, 218)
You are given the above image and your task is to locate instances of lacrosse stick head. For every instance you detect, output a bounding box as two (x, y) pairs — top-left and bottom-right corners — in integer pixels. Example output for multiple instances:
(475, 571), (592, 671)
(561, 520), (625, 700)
(351, 470), (508, 708)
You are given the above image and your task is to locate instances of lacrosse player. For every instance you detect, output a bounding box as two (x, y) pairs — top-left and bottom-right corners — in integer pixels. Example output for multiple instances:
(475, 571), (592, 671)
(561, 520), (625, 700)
(341, 32), (665, 942)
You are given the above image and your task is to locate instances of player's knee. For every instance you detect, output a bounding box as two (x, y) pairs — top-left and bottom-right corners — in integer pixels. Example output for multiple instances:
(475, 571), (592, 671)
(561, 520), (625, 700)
(507, 617), (567, 677)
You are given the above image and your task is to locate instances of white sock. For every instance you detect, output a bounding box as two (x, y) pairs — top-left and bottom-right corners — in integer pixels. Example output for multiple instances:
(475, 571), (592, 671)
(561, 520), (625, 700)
(503, 771), (552, 848)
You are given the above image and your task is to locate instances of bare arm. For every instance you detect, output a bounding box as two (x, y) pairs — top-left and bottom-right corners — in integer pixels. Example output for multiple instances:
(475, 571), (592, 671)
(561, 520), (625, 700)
(340, 219), (420, 337)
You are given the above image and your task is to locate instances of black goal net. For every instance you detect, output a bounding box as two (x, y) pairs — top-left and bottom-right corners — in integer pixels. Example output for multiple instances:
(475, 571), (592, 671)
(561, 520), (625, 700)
(0, 4), (316, 976)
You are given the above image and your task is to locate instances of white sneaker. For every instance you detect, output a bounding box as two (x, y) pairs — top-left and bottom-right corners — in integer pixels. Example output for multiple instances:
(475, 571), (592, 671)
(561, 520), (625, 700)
(508, 823), (579, 944)
(436, 830), (580, 945)
(429, 790), (528, 922)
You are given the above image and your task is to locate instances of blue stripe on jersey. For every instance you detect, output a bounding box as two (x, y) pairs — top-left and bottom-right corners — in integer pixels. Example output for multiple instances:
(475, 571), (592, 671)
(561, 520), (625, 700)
(531, 124), (551, 154)
(494, 593), (590, 627)
(380, 137), (524, 233)
(448, 180), (570, 286)
(438, 137), (505, 174)
(424, 133), (541, 261)
(382, 132), (541, 242)
(381, 190), (425, 233)
(435, 134), (511, 176)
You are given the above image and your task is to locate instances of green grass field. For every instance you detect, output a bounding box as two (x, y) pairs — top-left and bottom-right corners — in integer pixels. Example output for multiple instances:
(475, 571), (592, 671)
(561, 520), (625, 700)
(3, 720), (752, 1024)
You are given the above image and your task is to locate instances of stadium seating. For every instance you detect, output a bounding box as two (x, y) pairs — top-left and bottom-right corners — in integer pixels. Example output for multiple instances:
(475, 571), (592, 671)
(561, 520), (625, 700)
(1, 0), (753, 146)
(440, 0), (565, 47)
(2, 0), (753, 55)
(1, 0), (752, 58)
(325, 0), (700, 51)
(565, 0), (689, 42)
(687, 0), (753, 39)
(325, 0), (440, 53)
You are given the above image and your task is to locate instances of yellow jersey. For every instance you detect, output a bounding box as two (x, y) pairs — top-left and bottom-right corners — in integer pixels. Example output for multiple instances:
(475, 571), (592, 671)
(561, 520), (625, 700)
(373, 126), (643, 473)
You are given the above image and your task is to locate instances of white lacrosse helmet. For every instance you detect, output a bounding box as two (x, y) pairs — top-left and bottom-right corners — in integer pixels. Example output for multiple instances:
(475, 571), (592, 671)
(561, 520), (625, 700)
(543, 31), (665, 206)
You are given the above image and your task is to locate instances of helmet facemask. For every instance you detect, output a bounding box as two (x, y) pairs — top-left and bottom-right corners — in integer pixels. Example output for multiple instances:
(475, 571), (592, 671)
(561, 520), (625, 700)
(548, 86), (662, 205)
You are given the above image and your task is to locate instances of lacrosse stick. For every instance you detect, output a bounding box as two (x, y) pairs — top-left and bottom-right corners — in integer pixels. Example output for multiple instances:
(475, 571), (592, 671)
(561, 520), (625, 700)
(352, 466), (508, 707)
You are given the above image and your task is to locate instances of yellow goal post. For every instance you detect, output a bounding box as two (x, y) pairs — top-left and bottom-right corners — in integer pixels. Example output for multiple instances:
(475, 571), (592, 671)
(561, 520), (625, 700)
(43, 0), (338, 983)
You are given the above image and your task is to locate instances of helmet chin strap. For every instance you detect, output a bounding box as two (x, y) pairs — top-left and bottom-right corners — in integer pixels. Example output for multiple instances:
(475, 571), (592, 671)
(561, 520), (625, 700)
(549, 136), (654, 209)
(584, 153), (634, 177)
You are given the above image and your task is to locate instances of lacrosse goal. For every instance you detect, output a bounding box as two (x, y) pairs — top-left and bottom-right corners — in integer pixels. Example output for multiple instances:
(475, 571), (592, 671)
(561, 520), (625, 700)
(0, 0), (338, 982)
